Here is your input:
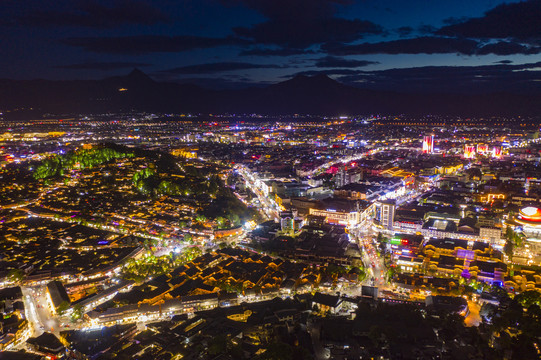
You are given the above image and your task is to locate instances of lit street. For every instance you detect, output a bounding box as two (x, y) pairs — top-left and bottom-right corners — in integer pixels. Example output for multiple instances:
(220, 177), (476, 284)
(465, 301), (481, 327)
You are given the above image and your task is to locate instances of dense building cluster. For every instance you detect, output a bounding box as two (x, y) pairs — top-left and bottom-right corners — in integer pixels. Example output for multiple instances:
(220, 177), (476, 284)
(0, 114), (540, 359)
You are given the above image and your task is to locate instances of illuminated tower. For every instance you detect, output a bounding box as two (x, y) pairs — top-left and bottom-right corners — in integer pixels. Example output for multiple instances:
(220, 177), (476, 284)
(422, 135), (434, 154)
(464, 145), (476, 159)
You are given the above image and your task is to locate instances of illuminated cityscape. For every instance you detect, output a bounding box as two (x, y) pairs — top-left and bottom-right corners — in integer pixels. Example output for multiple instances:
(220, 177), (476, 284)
(0, 115), (539, 359)
(1, 1), (541, 360)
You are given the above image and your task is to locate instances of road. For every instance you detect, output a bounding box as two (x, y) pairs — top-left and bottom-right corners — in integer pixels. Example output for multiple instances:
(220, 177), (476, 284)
(349, 223), (386, 287)
(21, 286), (63, 337)
(236, 167), (280, 221)
(464, 301), (481, 327)
(21, 287), (43, 339)
(307, 320), (330, 360)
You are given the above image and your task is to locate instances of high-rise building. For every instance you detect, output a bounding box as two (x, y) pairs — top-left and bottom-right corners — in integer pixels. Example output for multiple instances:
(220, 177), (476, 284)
(422, 135), (434, 154)
(335, 166), (347, 188)
(375, 200), (396, 230)
(280, 211), (294, 232)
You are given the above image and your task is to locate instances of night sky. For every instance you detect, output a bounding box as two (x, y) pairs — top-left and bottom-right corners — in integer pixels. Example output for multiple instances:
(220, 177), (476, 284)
(2, 0), (541, 92)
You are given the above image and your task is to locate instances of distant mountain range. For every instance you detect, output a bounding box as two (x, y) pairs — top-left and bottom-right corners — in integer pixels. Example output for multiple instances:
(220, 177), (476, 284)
(2, 69), (541, 117)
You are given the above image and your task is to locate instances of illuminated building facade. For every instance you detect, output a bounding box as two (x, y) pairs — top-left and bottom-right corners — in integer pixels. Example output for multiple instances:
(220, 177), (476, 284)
(515, 206), (541, 228)
(422, 135), (434, 154)
(309, 208), (359, 226)
(464, 145), (476, 159)
(514, 206), (541, 254)
(477, 144), (488, 154)
(465, 144), (503, 159)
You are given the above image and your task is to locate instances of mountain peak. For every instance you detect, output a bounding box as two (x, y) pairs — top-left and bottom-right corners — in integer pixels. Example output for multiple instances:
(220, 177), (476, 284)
(275, 73), (343, 89)
(312, 73), (332, 80)
(126, 68), (154, 83)
(291, 74), (309, 80)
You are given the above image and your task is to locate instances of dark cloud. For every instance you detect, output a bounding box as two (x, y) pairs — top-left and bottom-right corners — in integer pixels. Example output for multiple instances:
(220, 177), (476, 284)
(239, 47), (315, 56)
(314, 56), (378, 68)
(160, 62), (285, 74)
(62, 35), (246, 54)
(494, 60), (513, 64)
(17, 0), (167, 28)
(323, 37), (479, 55)
(283, 69), (361, 78)
(417, 24), (437, 34)
(442, 16), (470, 26)
(365, 61), (541, 80)
(234, 17), (382, 48)
(476, 41), (541, 56)
(396, 26), (413, 37)
(334, 61), (541, 93)
(149, 71), (267, 89)
(227, 0), (382, 48)
(438, 0), (541, 42)
(55, 61), (152, 71)
(165, 76), (266, 90)
(313, 0), (541, 58)
(323, 37), (541, 56)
